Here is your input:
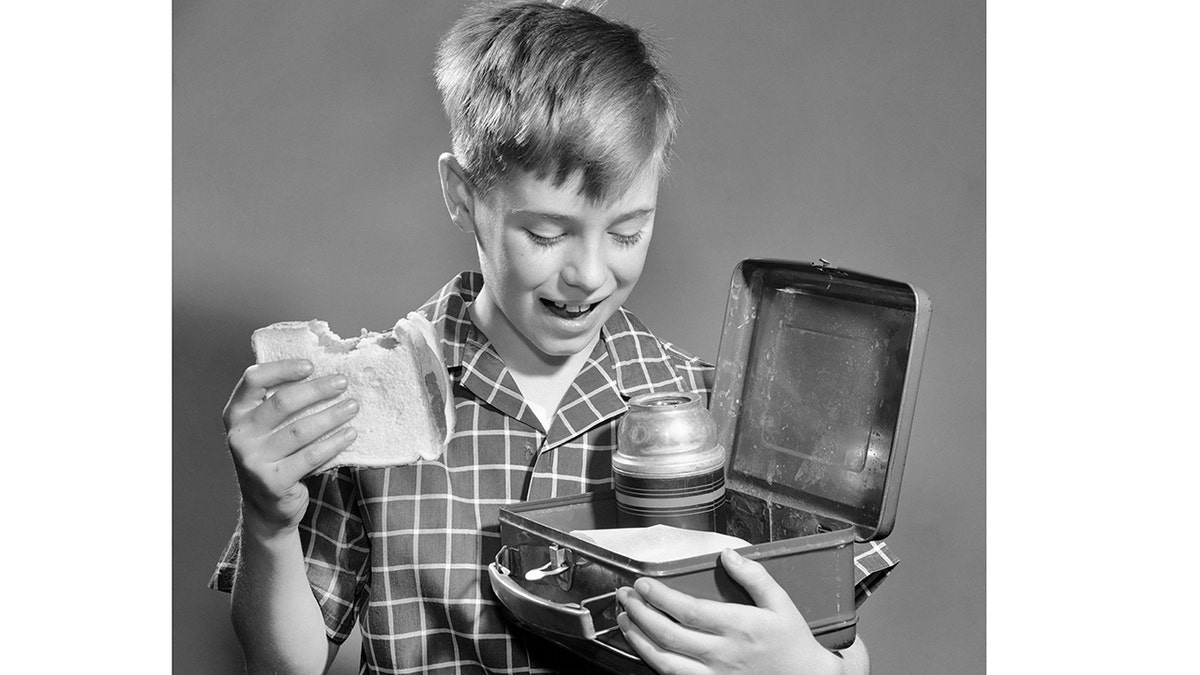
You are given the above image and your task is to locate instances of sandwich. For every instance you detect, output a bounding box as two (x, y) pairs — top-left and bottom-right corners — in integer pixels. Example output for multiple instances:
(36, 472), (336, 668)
(570, 524), (752, 563)
(251, 312), (454, 470)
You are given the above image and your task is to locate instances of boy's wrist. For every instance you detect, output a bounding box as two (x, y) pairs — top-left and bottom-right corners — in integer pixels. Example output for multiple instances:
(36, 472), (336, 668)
(238, 507), (302, 547)
(816, 647), (847, 675)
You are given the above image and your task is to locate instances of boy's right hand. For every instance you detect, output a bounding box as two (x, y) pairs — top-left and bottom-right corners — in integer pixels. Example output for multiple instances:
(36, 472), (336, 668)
(222, 359), (359, 536)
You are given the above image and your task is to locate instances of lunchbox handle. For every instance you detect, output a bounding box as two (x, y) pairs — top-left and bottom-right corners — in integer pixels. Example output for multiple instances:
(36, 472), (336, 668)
(488, 557), (598, 640)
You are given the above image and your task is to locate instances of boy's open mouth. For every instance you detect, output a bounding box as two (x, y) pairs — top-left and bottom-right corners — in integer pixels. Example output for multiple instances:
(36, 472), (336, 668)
(541, 299), (600, 320)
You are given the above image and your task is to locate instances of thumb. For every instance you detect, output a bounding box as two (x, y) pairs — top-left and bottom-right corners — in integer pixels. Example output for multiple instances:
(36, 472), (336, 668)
(721, 548), (799, 616)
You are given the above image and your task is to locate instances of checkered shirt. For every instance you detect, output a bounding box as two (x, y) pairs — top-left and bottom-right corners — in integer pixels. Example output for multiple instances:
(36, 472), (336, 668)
(211, 272), (898, 674)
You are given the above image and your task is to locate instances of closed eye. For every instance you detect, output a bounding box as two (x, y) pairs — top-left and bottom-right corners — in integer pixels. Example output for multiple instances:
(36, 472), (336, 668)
(611, 230), (644, 247)
(526, 231), (566, 248)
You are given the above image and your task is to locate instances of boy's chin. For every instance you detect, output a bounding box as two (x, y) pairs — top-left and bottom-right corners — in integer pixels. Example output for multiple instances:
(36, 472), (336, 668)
(530, 331), (601, 360)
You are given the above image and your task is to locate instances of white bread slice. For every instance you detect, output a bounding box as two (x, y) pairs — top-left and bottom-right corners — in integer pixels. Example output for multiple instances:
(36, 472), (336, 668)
(251, 312), (454, 470)
(569, 525), (751, 563)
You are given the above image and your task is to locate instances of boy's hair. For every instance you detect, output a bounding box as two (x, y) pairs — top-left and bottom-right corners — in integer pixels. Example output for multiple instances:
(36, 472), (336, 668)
(435, 0), (680, 202)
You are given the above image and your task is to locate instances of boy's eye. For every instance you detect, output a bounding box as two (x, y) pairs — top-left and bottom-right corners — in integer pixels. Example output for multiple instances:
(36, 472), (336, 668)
(526, 230), (566, 247)
(611, 230), (644, 247)
(524, 228), (645, 248)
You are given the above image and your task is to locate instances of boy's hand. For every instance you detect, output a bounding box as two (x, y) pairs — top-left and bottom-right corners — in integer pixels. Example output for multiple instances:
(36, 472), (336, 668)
(616, 548), (847, 675)
(222, 359), (359, 537)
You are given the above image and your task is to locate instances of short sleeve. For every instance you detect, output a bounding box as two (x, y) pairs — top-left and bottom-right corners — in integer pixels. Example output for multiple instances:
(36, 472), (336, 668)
(851, 540), (898, 608)
(208, 526), (242, 593)
(208, 468), (371, 643)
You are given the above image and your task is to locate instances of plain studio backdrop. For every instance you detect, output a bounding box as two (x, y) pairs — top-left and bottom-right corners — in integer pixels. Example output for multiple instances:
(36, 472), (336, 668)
(174, 1), (983, 673)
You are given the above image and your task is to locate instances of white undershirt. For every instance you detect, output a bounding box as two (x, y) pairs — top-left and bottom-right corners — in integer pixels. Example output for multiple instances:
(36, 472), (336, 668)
(524, 398), (555, 430)
(467, 289), (600, 432)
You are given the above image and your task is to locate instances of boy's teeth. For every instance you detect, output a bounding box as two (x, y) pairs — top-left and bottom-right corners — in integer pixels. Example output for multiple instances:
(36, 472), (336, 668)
(553, 302), (588, 312)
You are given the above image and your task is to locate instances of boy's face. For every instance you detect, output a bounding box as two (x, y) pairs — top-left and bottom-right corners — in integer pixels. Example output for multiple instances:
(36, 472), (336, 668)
(469, 167), (658, 359)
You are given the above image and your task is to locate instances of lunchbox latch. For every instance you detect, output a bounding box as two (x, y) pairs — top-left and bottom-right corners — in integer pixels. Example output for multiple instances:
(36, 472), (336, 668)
(517, 543), (589, 591)
(524, 544), (570, 581)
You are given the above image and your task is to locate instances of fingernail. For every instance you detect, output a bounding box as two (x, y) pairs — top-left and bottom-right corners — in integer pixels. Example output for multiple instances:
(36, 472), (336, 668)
(633, 578), (650, 594)
(299, 360), (314, 375)
(342, 399), (359, 413)
(616, 612), (629, 632)
(616, 588), (628, 605)
(724, 548), (745, 566)
(332, 375), (349, 390)
(342, 427), (357, 440)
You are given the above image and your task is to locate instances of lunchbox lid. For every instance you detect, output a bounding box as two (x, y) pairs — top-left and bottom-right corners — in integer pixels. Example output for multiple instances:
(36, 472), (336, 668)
(710, 259), (931, 541)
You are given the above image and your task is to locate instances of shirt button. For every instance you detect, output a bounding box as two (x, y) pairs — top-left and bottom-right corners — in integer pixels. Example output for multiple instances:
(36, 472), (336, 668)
(524, 442), (535, 460)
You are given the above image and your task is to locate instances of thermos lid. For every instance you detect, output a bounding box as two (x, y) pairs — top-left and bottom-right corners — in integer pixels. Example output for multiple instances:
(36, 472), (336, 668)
(709, 259), (931, 541)
(613, 392), (725, 475)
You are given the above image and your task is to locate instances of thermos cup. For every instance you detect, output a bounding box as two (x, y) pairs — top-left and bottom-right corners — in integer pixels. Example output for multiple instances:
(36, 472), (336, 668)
(612, 391), (726, 530)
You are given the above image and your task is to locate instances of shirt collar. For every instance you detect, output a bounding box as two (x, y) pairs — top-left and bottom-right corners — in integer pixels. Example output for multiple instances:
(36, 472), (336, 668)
(413, 271), (480, 371)
(416, 272), (686, 446)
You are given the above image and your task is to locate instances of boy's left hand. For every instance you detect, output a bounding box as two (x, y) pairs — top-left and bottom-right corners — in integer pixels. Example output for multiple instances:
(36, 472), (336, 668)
(616, 548), (844, 675)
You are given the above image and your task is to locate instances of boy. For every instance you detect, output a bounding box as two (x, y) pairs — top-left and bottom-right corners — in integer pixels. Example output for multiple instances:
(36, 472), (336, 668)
(211, 2), (892, 673)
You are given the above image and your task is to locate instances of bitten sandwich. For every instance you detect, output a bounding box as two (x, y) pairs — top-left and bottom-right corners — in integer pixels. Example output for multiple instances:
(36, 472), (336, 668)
(251, 312), (454, 470)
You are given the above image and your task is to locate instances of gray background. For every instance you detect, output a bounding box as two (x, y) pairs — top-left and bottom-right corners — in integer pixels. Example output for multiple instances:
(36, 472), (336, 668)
(174, 1), (984, 672)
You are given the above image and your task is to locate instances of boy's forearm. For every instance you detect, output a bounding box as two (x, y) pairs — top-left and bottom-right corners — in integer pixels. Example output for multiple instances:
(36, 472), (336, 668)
(231, 519), (336, 675)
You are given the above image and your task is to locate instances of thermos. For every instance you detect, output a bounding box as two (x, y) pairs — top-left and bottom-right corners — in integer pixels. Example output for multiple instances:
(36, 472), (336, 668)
(612, 391), (726, 531)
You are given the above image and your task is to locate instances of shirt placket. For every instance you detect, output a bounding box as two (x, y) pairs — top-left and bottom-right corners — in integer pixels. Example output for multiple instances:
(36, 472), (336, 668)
(525, 433), (557, 501)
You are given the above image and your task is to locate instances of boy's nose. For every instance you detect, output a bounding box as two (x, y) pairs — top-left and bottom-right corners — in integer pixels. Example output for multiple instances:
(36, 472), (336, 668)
(562, 245), (607, 293)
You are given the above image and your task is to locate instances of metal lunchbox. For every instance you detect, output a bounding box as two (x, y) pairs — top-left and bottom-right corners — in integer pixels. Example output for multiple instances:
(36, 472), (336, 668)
(488, 259), (931, 672)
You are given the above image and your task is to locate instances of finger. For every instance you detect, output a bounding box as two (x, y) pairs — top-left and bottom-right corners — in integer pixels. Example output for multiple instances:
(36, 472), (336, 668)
(720, 548), (797, 615)
(627, 578), (729, 635)
(617, 586), (719, 659)
(267, 397), (360, 457)
(275, 426), (358, 484)
(224, 359), (314, 427)
(617, 611), (708, 675)
(248, 373), (351, 431)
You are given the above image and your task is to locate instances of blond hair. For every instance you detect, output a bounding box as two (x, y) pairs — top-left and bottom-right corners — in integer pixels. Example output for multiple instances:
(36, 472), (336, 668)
(435, 0), (680, 201)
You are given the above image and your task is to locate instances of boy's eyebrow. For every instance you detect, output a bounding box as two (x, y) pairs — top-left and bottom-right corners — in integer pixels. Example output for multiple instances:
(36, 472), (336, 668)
(511, 207), (656, 226)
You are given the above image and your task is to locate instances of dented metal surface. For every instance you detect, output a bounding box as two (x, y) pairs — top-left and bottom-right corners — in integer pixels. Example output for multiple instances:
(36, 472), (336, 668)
(713, 259), (931, 541)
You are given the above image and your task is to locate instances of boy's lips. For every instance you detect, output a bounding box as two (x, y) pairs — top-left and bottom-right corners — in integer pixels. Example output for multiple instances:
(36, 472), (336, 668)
(540, 298), (602, 320)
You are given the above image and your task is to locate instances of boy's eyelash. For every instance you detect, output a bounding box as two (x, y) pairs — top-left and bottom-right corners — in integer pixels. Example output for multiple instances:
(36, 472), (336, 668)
(611, 231), (643, 247)
(527, 232), (565, 247)
(525, 231), (644, 247)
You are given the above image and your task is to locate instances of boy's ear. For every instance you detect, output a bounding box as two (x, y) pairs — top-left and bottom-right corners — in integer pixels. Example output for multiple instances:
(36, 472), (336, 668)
(438, 153), (477, 233)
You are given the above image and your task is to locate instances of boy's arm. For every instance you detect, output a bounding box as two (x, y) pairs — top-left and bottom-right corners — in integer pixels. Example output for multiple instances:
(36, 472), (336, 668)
(222, 360), (361, 675)
(837, 636), (869, 675)
(230, 519), (339, 675)
(617, 548), (864, 674)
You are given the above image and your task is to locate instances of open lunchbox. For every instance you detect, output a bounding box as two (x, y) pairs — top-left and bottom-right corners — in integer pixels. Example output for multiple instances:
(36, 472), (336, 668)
(488, 259), (931, 672)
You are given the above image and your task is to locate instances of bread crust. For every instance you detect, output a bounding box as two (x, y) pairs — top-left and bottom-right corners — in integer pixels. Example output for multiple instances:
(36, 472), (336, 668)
(395, 313), (454, 449)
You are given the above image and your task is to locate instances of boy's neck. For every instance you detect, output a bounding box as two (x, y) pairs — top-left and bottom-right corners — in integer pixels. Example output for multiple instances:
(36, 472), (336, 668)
(469, 286), (599, 426)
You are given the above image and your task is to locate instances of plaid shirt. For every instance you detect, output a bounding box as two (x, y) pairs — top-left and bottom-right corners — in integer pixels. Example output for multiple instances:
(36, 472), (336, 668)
(211, 272), (898, 674)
